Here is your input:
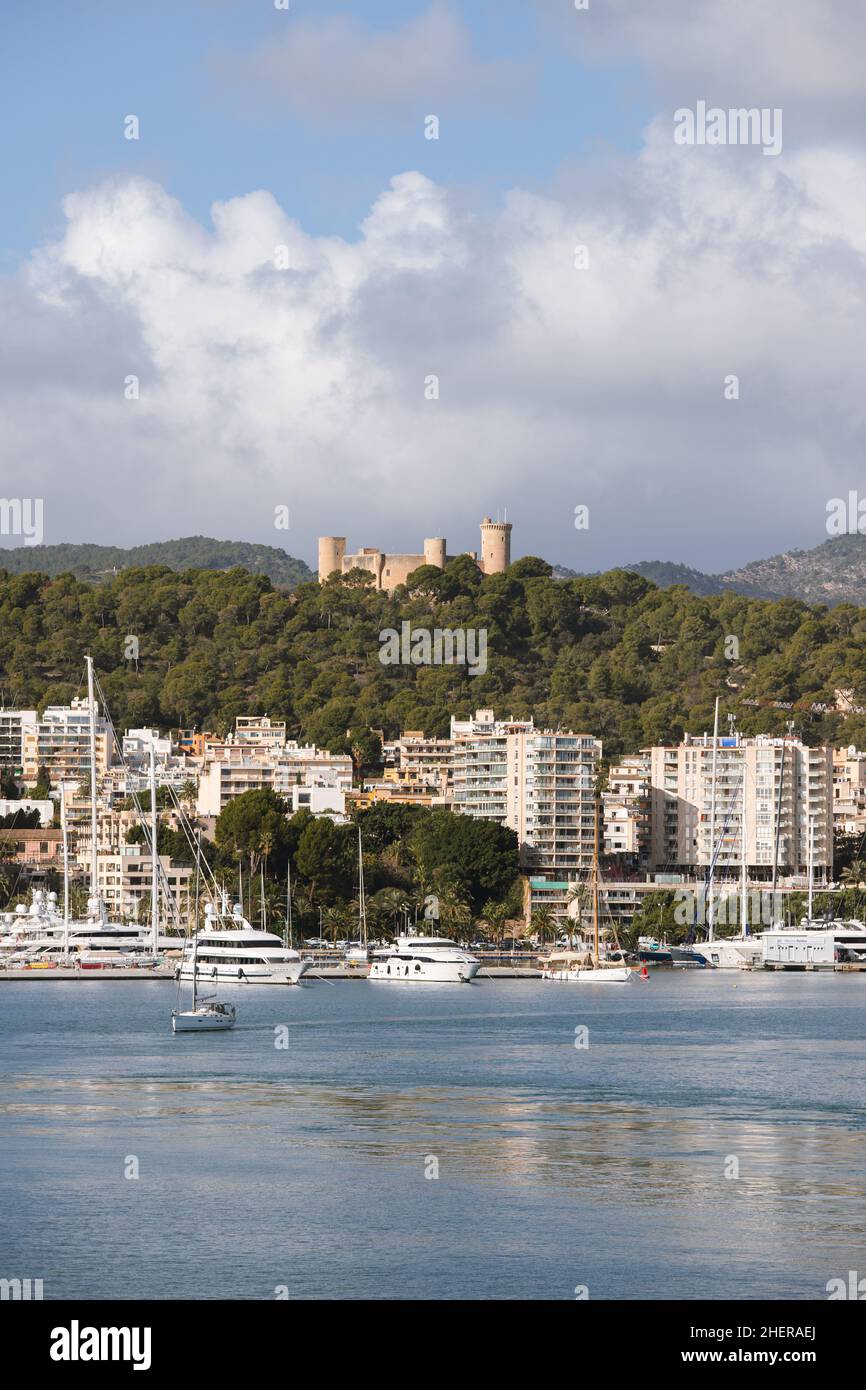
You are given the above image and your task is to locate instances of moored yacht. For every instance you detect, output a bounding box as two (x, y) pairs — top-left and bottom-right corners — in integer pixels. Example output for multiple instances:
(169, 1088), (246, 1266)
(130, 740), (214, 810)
(541, 949), (634, 983)
(638, 936), (708, 968)
(541, 797), (634, 984)
(178, 901), (309, 985)
(368, 934), (480, 982)
(691, 935), (763, 970)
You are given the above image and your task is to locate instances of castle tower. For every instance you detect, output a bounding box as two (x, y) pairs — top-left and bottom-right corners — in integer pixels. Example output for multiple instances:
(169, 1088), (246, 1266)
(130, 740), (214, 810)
(423, 537), (447, 569)
(318, 536), (346, 582)
(479, 517), (512, 575)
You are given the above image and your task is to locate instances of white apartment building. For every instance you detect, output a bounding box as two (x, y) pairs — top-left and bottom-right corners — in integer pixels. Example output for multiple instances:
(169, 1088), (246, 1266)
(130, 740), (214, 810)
(0, 709), (36, 773)
(196, 744), (352, 817)
(232, 716), (287, 752)
(21, 700), (112, 789)
(122, 728), (173, 759)
(451, 709), (602, 898)
(97, 845), (192, 925)
(649, 733), (833, 880)
(287, 784), (347, 820)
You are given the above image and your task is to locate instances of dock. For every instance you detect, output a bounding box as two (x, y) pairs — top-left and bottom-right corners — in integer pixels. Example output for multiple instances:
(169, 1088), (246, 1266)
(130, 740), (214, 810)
(0, 967), (175, 981)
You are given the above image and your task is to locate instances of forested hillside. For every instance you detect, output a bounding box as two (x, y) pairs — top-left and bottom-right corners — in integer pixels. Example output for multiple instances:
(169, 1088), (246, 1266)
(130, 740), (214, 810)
(2, 555), (866, 758)
(0, 537), (313, 588)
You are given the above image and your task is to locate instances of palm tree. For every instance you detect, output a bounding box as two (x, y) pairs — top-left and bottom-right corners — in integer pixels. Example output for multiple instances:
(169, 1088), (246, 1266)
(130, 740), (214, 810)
(428, 884), (473, 943)
(371, 887), (413, 939)
(323, 903), (350, 947)
(841, 860), (866, 890)
(180, 779), (198, 816)
(482, 900), (511, 950)
(530, 906), (555, 950)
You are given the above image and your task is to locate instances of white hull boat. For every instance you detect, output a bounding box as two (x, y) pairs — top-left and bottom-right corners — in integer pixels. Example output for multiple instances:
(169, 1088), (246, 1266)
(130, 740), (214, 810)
(172, 1000), (236, 1033)
(182, 955), (308, 986)
(178, 903), (309, 985)
(542, 954), (633, 983)
(369, 935), (480, 982)
(575, 966), (633, 983)
(691, 937), (763, 970)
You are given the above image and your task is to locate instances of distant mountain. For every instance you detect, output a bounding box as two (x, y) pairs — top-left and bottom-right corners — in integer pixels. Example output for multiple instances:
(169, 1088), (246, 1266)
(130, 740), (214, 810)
(557, 534), (866, 606)
(0, 537), (315, 588)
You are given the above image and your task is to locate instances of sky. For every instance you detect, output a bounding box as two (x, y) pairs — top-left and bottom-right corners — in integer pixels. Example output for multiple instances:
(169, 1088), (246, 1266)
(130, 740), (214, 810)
(1, 0), (865, 572)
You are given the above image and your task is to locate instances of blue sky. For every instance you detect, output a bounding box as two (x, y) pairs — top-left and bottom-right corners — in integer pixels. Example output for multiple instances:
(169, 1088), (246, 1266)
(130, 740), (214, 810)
(0, 0), (648, 272)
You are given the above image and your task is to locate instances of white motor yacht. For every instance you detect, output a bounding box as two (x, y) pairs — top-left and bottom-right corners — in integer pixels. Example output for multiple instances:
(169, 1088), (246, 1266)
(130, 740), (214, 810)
(368, 935), (480, 982)
(178, 901), (309, 985)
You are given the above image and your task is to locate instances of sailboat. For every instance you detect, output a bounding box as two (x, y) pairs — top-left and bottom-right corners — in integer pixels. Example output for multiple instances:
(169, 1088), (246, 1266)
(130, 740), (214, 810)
(542, 797), (633, 982)
(344, 826), (370, 965)
(172, 833), (236, 1032)
(691, 704), (763, 970)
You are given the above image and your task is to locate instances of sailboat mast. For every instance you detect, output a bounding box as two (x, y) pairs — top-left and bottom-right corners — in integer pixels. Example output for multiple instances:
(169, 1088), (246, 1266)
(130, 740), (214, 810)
(707, 696), (720, 942)
(149, 741), (159, 955)
(60, 781), (70, 961)
(85, 655), (99, 917)
(740, 758), (749, 937)
(192, 829), (201, 1012)
(286, 857), (293, 950)
(358, 825), (367, 947)
(807, 815), (814, 920)
(592, 796), (600, 962)
(771, 737), (786, 902)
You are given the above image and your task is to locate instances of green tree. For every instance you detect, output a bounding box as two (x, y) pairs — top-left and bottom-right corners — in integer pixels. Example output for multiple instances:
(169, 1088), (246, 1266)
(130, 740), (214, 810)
(409, 810), (519, 913)
(215, 789), (291, 877)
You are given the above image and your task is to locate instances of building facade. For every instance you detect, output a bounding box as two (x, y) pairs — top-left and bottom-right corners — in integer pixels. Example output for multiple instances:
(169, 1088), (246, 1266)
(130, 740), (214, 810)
(0, 709), (36, 775)
(450, 709), (601, 907)
(21, 700), (112, 790)
(648, 733), (833, 880)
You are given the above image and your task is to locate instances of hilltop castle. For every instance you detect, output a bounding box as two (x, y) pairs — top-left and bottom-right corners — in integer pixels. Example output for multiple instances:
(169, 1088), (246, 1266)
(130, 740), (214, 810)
(318, 517), (512, 594)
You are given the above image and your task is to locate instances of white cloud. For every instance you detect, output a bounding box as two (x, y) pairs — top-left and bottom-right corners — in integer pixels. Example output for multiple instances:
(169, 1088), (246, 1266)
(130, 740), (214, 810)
(3, 131), (866, 571)
(213, 3), (532, 125)
(537, 0), (866, 142)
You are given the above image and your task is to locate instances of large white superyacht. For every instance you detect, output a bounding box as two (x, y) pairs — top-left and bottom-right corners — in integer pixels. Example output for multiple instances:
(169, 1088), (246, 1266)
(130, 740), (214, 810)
(178, 898), (309, 985)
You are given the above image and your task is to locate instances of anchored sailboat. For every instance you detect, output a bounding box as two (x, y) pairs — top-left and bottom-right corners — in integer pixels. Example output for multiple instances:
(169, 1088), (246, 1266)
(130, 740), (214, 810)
(172, 832), (236, 1032)
(344, 825), (370, 964)
(542, 796), (633, 982)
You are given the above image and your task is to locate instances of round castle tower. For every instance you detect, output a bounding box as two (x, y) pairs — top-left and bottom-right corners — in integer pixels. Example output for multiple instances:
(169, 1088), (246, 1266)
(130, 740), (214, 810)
(423, 537), (447, 569)
(479, 517), (512, 574)
(318, 536), (346, 581)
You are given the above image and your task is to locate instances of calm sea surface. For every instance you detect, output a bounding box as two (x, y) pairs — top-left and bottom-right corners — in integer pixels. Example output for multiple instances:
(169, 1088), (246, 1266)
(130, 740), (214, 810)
(1, 972), (864, 1300)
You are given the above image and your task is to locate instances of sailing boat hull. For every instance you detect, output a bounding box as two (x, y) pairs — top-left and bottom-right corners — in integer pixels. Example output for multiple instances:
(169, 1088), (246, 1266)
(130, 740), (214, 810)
(542, 964), (634, 982)
(575, 967), (633, 983)
(172, 1007), (236, 1032)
